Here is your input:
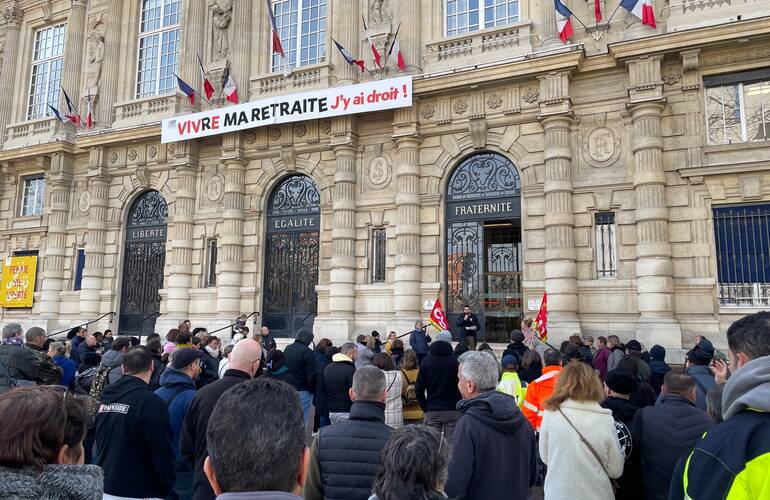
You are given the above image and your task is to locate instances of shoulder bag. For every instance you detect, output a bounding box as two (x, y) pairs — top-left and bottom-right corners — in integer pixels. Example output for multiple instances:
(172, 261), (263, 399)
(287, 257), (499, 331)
(557, 408), (620, 494)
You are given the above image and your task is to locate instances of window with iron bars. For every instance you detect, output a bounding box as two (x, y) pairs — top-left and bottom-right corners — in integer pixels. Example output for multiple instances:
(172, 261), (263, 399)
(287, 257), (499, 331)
(714, 204), (770, 306)
(204, 238), (218, 288)
(371, 228), (386, 283)
(595, 212), (617, 278)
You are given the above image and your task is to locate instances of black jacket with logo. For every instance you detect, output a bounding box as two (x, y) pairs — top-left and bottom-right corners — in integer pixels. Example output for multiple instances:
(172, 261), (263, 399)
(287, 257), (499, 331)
(95, 375), (175, 498)
(180, 369), (251, 500)
(415, 341), (462, 412)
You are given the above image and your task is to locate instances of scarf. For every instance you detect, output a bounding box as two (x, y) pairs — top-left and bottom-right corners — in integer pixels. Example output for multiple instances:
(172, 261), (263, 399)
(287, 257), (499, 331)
(1, 336), (23, 346)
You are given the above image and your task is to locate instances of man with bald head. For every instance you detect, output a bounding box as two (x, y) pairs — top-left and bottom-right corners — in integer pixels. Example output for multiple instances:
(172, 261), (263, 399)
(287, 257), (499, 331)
(180, 338), (263, 500)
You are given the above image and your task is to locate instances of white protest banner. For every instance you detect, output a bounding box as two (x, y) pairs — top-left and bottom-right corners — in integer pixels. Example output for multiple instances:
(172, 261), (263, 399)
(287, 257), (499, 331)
(161, 76), (412, 143)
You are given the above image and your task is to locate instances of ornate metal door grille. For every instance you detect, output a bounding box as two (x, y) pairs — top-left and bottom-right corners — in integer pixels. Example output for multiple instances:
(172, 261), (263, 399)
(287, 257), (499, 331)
(263, 175), (320, 338)
(118, 191), (168, 337)
(445, 153), (522, 343)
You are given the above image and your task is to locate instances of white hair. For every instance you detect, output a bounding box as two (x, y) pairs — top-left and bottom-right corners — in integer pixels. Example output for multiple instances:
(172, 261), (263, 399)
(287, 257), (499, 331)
(458, 351), (499, 392)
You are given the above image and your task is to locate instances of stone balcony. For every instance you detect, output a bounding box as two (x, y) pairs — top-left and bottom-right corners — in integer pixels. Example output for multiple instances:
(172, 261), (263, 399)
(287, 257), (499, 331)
(668, 0), (770, 32)
(424, 22), (534, 73)
(3, 116), (72, 151)
(250, 62), (334, 98)
(112, 94), (178, 130)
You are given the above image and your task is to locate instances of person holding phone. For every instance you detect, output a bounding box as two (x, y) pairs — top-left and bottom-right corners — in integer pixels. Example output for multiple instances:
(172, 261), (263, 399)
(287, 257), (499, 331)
(456, 305), (481, 351)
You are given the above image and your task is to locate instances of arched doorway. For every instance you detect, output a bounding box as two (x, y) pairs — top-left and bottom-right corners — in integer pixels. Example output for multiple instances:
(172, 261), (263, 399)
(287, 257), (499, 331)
(118, 190), (169, 337)
(262, 175), (321, 338)
(445, 152), (522, 343)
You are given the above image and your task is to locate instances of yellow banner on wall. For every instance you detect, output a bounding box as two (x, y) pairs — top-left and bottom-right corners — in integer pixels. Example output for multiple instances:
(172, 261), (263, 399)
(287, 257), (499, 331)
(0, 256), (38, 308)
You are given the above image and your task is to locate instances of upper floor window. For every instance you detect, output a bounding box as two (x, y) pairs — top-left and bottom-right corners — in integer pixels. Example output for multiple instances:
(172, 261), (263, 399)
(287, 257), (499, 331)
(714, 204), (770, 306)
(136, 0), (181, 98)
(20, 176), (46, 217)
(27, 24), (67, 120)
(271, 0), (327, 72)
(705, 69), (770, 145)
(445, 0), (519, 37)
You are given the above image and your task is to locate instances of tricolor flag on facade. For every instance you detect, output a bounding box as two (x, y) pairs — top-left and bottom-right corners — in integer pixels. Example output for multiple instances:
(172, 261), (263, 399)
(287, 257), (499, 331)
(533, 292), (548, 342)
(61, 87), (81, 127)
(48, 104), (66, 123)
(266, 0), (285, 57)
(175, 74), (196, 105)
(86, 94), (94, 128)
(554, 0), (574, 43)
(595, 0), (602, 22)
(620, 0), (656, 28)
(387, 24), (405, 71)
(333, 39), (366, 73)
(198, 55), (215, 101)
(362, 15), (382, 68)
(428, 298), (449, 331)
(222, 65), (238, 104)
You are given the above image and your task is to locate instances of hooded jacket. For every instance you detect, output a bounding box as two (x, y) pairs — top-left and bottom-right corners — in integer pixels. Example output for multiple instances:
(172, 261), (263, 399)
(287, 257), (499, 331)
(155, 367), (198, 464)
(415, 341), (462, 412)
(95, 375), (175, 498)
(608, 346), (625, 372)
(305, 401), (392, 500)
(99, 349), (124, 385)
(0, 464), (103, 500)
(648, 345), (671, 395)
(601, 396), (640, 427)
(355, 343), (375, 369)
(685, 364), (717, 410)
(632, 394), (712, 500)
(324, 353), (355, 413)
(502, 341), (528, 362)
(445, 391), (537, 500)
(283, 330), (316, 393)
(670, 355), (770, 500)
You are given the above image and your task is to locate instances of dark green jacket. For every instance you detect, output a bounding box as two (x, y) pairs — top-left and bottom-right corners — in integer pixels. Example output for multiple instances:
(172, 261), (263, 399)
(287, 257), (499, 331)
(25, 344), (62, 386)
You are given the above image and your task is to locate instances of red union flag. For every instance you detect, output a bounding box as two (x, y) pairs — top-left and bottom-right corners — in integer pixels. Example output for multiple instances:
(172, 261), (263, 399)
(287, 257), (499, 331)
(428, 298), (449, 331)
(533, 292), (548, 342)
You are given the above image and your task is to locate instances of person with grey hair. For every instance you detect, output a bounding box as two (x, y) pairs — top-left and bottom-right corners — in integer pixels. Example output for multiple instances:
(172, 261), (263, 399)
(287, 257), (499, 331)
(445, 351), (537, 500)
(324, 342), (358, 424)
(24, 327), (62, 387)
(0, 323), (39, 393)
(305, 366), (393, 500)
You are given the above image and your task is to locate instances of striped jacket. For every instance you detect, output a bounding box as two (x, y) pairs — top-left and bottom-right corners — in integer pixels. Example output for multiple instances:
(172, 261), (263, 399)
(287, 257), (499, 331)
(522, 365), (562, 431)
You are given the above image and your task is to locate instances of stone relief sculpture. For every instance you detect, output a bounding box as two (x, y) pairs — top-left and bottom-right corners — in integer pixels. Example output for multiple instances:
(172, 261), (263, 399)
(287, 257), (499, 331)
(210, 0), (233, 60)
(370, 0), (391, 24)
(85, 31), (105, 89)
(0, 42), (4, 79)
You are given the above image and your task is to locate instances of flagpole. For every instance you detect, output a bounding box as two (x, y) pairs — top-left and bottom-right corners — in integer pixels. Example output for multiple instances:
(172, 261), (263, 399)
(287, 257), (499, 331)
(597, 1), (623, 39)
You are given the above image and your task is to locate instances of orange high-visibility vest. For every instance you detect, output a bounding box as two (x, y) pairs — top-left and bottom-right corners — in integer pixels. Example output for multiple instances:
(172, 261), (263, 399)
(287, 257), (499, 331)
(521, 365), (562, 431)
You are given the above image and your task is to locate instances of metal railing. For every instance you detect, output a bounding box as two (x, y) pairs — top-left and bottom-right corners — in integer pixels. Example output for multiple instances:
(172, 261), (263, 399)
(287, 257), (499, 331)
(208, 312), (260, 336)
(47, 312), (116, 338)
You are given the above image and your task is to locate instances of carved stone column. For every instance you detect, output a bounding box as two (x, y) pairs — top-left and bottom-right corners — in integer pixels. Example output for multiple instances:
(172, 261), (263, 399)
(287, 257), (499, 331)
(61, 1), (88, 120)
(165, 143), (198, 321)
(178, 0), (206, 112)
(540, 0), (561, 48)
(95, 0), (123, 126)
(393, 1), (420, 72)
(0, 3), (24, 144)
(539, 72), (579, 338)
(331, 0), (360, 84)
(327, 118), (358, 337)
(392, 107), (422, 329)
(627, 56), (681, 348)
(79, 148), (111, 319)
(216, 135), (246, 321)
(40, 155), (73, 319)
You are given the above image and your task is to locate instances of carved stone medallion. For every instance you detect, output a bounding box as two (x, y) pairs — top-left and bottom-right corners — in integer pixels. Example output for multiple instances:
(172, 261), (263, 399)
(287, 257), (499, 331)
(78, 190), (91, 213)
(583, 126), (621, 168)
(368, 156), (391, 189)
(206, 175), (224, 202)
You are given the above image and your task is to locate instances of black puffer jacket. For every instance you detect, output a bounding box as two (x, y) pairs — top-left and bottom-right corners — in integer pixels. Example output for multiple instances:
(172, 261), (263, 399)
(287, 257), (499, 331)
(631, 394), (712, 500)
(0, 344), (39, 394)
(283, 329), (316, 392)
(305, 401), (392, 500)
(415, 341), (462, 412)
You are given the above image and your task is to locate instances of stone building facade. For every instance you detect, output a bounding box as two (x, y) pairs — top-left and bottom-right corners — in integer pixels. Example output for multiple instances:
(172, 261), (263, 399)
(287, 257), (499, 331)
(2, 0), (770, 356)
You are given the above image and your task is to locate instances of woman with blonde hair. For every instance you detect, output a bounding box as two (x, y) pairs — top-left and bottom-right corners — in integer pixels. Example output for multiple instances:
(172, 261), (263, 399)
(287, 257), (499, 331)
(539, 360), (624, 500)
(400, 350), (423, 424)
(606, 335), (625, 371)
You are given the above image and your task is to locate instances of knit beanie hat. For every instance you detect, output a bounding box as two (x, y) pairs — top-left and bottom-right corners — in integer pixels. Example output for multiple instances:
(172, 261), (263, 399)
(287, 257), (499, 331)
(605, 369), (638, 395)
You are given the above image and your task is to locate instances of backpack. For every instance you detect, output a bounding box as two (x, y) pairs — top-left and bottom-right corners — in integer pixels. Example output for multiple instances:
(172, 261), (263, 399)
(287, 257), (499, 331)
(86, 365), (115, 418)
(401, 369), (419, 407)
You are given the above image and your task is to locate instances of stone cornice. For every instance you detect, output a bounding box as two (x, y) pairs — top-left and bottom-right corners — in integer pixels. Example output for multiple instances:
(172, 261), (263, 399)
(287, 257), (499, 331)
(75, 126), (162, 149)
(0, 141), (77, 162)
(610, 17), (770, 60)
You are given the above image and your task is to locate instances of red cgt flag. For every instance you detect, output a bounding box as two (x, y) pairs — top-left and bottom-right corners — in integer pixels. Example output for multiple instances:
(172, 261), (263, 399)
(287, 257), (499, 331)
(428, 298), (449, 331)
(533, 292), (548, 342)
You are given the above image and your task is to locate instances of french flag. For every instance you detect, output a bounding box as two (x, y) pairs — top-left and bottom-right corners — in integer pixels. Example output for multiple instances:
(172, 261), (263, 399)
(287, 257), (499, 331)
(620, 0), (656, 28)
(266, 0), (285, 57)
(175, 74), (196, 105)
(387, 24), (405, 71)
(333, 39), (366, 73)
(554, 0), (574, 43)
(198, 55), (215, 101)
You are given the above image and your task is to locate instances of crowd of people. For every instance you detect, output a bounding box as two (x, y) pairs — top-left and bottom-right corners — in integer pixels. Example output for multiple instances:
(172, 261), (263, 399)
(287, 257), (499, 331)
(0, 309), (768, 500)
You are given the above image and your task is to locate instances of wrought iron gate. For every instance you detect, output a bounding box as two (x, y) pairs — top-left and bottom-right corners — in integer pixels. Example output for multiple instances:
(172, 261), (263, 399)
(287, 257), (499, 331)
(445, 153), (522, 343)
(118, 190), (168, 337)
(263, 175), (320, 338)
